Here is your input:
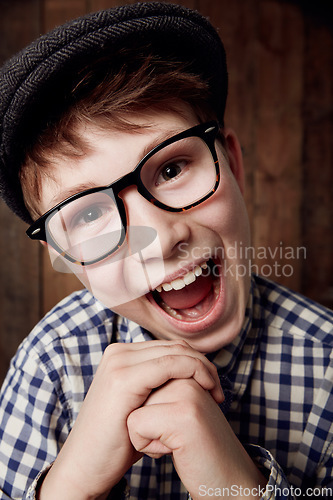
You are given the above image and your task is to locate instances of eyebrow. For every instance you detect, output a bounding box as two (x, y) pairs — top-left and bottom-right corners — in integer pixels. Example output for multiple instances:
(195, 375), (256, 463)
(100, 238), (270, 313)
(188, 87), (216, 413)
(50, 181), (99, 208)
(139, 127), (186, 160)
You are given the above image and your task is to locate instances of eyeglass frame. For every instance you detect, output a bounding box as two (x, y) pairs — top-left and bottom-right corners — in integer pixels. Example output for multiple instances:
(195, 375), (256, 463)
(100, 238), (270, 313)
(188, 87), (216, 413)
(26, 120), (221, 266)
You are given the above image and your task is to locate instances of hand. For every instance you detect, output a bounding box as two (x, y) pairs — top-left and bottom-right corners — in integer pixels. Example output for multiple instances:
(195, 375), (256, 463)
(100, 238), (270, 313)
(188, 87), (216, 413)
(127, 378), (267, 500)
(38, 340), (223, 500)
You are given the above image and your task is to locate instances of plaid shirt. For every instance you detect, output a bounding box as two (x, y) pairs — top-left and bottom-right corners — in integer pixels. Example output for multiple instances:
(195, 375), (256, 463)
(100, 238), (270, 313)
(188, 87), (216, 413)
(0, 274), (332, 499)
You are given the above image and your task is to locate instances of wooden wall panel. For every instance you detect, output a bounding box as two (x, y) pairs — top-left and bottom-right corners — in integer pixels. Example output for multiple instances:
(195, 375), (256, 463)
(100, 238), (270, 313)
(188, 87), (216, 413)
(43, 0), (87, 31)
(0, 0), (332, 386)
(302, 18), (333, 307)
(252, 1), (304, 290)
(0, 0), (42, 383)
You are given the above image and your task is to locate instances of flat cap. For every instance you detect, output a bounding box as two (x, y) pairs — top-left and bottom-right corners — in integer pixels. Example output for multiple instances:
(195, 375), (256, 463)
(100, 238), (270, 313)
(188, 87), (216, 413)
(0, 2), (227, 223)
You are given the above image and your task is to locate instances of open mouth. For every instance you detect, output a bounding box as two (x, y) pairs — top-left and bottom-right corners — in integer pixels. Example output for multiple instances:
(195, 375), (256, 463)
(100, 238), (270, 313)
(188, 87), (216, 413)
(150, 259), (221, 322)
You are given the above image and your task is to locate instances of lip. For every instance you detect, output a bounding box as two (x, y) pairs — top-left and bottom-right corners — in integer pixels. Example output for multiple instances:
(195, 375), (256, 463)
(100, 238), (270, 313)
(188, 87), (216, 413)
(146, 258), (225, 334)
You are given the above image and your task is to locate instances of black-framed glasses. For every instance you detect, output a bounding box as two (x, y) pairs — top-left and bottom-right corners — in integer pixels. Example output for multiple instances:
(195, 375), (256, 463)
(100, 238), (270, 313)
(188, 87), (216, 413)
(26, 121), (221, 266)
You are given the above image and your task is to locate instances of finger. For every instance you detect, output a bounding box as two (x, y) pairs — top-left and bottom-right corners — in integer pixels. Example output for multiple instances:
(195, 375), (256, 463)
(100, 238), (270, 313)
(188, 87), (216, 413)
(127, 404), (175, 458)
(105, 340), (223, 401)
(119, 353), (217, 404)
(144, 377), (224, 410)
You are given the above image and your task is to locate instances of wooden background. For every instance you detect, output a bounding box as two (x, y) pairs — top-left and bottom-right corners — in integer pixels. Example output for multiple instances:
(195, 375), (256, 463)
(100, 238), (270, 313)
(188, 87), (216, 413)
(0, 0), (332, 385)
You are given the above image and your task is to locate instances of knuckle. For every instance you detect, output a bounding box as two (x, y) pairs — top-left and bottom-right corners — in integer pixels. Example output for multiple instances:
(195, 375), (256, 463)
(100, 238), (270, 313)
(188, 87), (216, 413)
(103, 343), (121, 358)
(158, 352), (204, 372)
(127, 411), (137, 428)
(210, 363), (219, 377)
(100, 344), (127, 375)
(103, 342), (129, 361)
(171, 377), (200, 396)
(169, 339), (189, 347)
(101, 346), (116, 367)
(168, 341), (189, 355)
(192, 356), (205, 372)
(156, 353), (177, 372)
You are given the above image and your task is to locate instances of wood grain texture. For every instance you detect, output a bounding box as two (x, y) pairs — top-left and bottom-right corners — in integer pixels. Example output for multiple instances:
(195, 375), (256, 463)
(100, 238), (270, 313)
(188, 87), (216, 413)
(302, 15), (333, 307)
(253, 1), (304, 289)
(0, 0), (41, 383)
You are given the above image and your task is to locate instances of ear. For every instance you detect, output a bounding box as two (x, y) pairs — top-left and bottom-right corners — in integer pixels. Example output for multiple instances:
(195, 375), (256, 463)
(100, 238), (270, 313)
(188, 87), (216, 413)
(223, 128), (245, 195)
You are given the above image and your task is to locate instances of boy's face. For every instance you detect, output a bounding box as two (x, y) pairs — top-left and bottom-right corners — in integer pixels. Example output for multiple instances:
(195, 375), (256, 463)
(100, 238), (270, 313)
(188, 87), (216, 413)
(39, 105), (251, 353)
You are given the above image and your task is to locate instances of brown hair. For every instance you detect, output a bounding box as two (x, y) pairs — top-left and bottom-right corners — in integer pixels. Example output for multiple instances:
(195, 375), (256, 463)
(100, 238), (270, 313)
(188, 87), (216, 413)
(19, 46), (217, 219)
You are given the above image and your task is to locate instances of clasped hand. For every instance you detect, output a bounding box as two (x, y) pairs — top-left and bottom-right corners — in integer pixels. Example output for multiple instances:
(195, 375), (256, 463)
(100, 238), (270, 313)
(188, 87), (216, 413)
(38, 340), (265, 500)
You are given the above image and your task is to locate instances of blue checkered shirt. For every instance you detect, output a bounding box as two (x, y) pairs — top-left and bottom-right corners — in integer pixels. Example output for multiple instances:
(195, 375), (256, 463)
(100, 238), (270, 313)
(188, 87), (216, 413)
(0, 275), (332, 499)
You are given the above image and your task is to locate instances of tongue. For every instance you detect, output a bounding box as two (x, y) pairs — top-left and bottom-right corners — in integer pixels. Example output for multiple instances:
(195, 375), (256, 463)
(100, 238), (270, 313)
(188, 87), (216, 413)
(159, 274), (213, 310)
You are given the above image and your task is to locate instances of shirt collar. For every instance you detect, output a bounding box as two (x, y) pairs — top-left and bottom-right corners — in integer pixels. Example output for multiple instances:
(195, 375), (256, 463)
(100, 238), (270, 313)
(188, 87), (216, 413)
(116, 314), (153, 343)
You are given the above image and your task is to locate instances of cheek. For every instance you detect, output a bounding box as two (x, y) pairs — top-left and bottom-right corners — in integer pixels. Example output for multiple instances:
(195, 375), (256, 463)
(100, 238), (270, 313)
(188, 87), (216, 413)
(200, 167), (250, 247)
(72, 253), (165, 309)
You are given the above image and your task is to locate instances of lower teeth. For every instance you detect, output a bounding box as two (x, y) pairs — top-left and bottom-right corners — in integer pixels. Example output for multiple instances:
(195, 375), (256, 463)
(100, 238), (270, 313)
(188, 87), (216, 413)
(160, 302), (183, 319)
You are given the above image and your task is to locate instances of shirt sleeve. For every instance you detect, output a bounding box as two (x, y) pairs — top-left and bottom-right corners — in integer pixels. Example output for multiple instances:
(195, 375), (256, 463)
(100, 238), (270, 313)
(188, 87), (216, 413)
(246, 444), (333, 499)
(25, 465), (53, 500)
(0, 342), (71, 500)
(246, 445), (294, 499)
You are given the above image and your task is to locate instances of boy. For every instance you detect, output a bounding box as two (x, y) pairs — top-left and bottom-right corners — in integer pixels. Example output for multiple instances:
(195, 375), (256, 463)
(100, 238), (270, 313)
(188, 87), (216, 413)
(0, 3), (332, 499)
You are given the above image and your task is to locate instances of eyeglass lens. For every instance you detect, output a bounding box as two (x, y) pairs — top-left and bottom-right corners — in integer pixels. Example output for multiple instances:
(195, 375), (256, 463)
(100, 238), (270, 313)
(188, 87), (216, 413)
(140, 135), (217, 208)
(45, 135), (217, 263)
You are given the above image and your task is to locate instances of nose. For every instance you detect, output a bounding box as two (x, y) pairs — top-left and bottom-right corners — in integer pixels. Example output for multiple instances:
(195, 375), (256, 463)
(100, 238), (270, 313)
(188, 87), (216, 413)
(120, 187), (191, 261)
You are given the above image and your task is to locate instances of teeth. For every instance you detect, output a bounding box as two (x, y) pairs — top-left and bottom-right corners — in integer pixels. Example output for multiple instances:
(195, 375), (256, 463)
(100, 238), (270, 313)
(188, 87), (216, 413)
(183, 271), (196, 286)
(155, 261), (209, 293)
(194, 265), (203, 277)
(159, 303), (182, 319)
(171, 278), (186, 290)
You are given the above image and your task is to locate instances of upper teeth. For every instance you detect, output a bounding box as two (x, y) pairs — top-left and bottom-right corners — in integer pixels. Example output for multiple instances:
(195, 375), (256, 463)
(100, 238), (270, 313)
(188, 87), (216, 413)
(155, 262), (208, 293)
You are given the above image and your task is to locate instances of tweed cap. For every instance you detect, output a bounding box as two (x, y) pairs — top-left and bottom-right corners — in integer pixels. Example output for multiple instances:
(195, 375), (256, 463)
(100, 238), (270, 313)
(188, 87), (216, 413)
(0, 2), (227, 223)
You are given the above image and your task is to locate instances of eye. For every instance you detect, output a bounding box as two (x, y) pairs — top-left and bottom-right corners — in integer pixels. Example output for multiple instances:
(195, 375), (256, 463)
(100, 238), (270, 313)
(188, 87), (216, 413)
(72, 204), (109, 228)
(156, 160), (186, 185)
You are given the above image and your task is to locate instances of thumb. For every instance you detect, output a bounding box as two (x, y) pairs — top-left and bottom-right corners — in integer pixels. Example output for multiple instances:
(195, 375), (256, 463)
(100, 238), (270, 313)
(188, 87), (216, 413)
(127, 404), (175, 459)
